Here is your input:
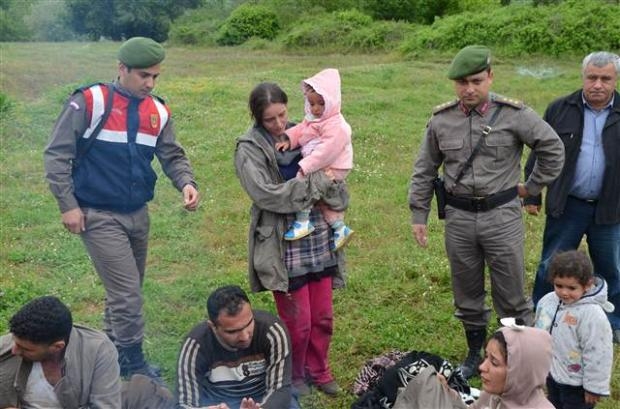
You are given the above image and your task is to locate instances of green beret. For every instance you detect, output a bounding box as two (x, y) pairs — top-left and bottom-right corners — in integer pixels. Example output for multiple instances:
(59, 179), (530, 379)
(118, 37), (165, 68)
(447, 45), (491, 80)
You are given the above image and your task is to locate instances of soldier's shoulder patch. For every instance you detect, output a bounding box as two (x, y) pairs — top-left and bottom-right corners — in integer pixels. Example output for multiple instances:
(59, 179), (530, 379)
(493, 95), (524, 109)
(432, 99), (459, 114)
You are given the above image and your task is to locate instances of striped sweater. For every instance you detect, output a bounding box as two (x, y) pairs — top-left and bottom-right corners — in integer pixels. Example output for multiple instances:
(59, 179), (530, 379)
(176, 310), (293, 409)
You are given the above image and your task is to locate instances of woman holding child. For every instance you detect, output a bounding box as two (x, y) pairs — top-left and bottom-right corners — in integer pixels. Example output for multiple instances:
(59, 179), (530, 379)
(234, 82), (348, 396)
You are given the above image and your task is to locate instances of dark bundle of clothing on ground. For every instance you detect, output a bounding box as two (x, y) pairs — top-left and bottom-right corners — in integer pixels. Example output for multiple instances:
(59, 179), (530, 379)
(351, 350), (476, 409)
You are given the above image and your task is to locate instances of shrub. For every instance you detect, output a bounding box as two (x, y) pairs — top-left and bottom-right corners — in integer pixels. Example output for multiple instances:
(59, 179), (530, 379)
(281, 9), (376, 51)
(360, 0), (463, 24)
(400, 0), (620, 57)
(169, 1), (248, 46)
(169, 8), (222, 46)
(347, 20), (417, 52)
(216, 4), (280, 46)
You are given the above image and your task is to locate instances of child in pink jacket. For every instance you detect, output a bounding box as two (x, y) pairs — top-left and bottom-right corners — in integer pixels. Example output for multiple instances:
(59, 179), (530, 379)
(276, 68), (354, 251)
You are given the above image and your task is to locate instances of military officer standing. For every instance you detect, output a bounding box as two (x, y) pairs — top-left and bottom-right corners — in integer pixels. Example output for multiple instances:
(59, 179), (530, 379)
(408, 45), (564, 379)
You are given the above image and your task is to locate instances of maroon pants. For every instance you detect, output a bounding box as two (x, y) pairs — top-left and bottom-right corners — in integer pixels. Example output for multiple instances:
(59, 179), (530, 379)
(273, 276), (334, 386)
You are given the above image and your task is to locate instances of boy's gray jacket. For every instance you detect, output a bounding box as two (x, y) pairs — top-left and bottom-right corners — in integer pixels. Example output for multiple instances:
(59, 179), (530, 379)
(535, 277), (614, 396)
(0, 325), (122, 408)
(235, 126), (348, 292)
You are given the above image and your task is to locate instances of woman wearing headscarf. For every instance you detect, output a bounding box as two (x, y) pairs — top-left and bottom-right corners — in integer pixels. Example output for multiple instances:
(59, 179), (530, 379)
(393, 324), (554, 409)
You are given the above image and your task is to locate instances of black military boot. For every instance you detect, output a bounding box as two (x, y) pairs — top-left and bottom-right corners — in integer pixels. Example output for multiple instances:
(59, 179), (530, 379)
(458, 328), (486, 379)
(117, 343), (164, 384)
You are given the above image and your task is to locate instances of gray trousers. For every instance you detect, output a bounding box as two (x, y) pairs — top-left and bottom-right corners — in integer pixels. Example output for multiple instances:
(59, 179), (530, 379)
(122, 374), (175, 409)
(444, 199), (533, 330)
(81, 206), (149, 346)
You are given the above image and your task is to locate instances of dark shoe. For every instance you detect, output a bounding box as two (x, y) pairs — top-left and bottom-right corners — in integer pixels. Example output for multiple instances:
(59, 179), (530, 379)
(613, 329), (620, 344)
(458, 328), (486, 379)
(126, 362), (163, 381)
(316, 380), (341, 396)
(459, 351), (482, 379)
(118, 343), (164, 384)
(293, 380), (311, 396)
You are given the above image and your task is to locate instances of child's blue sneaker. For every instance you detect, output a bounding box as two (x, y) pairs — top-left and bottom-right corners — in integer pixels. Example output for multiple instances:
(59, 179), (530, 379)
(284, 220), (315, 241)
(331, 225), (354, 251)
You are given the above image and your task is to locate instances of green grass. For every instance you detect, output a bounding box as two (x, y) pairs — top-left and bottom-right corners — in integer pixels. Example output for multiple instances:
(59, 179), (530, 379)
(1, 43), (618, 408)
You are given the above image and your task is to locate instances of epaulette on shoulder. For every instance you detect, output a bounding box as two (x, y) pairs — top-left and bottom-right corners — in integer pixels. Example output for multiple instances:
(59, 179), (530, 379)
(432, 99), (459, 114)
(492, 95), (524, 109)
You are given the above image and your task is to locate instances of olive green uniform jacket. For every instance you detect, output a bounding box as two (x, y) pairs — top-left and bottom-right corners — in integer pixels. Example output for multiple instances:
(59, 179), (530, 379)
(409, 94), (564, 224)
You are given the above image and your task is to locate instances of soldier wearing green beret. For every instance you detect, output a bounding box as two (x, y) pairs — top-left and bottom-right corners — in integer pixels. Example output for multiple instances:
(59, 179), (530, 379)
(44, 37), (200, 384)
(408, 45), (565, 379)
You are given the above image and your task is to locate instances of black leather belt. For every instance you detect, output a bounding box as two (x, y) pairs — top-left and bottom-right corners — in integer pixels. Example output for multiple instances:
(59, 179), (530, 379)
(568, 195), (597, 204)
(446, 187), (518, 212)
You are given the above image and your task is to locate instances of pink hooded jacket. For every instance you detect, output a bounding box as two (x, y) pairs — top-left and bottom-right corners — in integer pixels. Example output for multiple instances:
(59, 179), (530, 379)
(286, 68), (353, 175)
(472, 326), (554, 409)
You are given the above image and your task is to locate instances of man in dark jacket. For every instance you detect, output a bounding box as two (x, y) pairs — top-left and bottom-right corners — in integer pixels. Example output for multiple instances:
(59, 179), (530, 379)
(525, 51), (620, 343)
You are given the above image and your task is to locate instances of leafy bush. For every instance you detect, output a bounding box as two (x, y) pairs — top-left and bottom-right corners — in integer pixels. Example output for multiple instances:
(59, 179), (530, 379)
(169, 1), (251, 46)
(169, 7), (224, 45)
(400, 0), (620, 56)
(360, 0), (463, 24)
(346, 20), (417, 52)
(216, 4), (280, 46)
(281, 9), (381, 51)
(0, 1), (33, 41)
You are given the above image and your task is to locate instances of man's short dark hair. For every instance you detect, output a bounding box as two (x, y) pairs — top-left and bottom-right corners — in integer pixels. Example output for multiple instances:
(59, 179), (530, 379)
(9, 296), (73, 345)
(207, 285), (250, 324)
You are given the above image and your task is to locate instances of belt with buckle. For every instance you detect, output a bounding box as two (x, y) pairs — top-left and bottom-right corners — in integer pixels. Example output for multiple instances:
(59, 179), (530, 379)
(569, 195), (597, 204)
(446, 187), (518, 212)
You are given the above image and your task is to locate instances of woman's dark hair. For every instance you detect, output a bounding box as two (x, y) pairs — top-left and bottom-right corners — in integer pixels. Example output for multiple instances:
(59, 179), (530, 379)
(488, 330), (508, 363)
(547, 250), (593, 287)
(207, 285), (251, 324)
(248, 82), (288, 126)
(9, 296), (73, 345)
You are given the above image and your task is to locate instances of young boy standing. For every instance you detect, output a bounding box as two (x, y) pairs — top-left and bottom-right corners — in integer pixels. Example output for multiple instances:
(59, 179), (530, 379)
(535, 250), (614, 408)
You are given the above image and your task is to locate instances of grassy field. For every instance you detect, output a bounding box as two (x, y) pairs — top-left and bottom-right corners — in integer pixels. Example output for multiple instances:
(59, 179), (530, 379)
(1, 42), (618, 408)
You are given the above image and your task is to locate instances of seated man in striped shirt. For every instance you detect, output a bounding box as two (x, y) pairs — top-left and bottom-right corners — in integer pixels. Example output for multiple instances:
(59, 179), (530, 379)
(176, 285), (299, 409)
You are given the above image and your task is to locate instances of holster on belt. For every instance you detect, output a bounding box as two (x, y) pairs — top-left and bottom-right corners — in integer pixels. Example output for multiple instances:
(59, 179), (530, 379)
(433, 177), (447, 219)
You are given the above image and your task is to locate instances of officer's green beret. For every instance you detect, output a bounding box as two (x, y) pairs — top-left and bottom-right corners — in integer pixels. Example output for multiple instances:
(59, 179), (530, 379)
(447, 45), (491, 80)
(118, 37), (165, 68)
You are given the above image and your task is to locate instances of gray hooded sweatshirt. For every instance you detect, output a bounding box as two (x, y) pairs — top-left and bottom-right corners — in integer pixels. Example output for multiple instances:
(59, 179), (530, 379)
(535, 276), (613, 396)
